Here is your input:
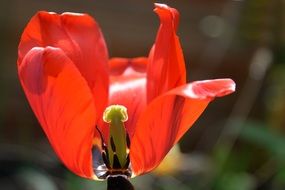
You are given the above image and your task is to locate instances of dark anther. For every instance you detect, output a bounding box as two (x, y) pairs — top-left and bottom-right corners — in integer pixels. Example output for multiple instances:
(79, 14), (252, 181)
(110, 137), (116, 152)
(102, 152), (111, 169)
(96, 125), (105, 140)
(102, 142), (108, 152)
(126, 134), (130, 148)
(96, 125), (108, 151)
(124, 154), (130, 169)
(112, 154), (122, 169)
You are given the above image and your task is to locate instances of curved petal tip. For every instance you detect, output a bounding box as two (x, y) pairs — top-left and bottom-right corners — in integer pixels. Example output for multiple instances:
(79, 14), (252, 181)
(182, 78), (236, 99)
(153, 3), (179, 21)
(194, 78), (236, 98)
(154, 3), (169, 9)
(154, 3), (179, 17)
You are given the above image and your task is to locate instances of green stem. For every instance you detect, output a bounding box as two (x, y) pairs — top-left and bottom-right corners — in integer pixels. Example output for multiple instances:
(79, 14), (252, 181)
(107, 176), (134, 190)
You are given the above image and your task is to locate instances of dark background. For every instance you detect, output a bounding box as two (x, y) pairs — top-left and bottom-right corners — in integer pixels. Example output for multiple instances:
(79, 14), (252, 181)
(1, 0), (285, 189)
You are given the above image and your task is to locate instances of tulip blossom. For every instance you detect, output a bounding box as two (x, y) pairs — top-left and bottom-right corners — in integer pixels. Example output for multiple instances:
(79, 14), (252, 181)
(17, 3), (235, 189)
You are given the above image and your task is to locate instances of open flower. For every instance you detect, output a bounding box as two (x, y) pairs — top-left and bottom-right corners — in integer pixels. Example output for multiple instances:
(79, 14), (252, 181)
(17, 3), (235, 183)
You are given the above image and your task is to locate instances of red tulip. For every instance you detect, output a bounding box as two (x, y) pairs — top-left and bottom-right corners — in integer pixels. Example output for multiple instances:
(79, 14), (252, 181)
(17, 2), (235, 183)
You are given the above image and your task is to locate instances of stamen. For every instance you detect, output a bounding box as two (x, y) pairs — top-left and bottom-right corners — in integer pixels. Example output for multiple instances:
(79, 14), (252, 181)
(110, 137), (116, 152)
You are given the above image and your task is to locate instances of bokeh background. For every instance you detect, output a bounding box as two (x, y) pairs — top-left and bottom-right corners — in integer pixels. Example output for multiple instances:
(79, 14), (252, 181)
(1, 0), (285, 189)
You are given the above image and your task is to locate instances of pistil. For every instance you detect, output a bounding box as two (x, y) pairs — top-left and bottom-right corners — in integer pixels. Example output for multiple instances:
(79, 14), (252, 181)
(103, 105), (129, 169)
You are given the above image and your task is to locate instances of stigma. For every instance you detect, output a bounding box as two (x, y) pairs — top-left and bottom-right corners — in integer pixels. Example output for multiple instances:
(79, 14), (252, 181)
(93, 105), (132, 180)
(103, 105), (128, 123)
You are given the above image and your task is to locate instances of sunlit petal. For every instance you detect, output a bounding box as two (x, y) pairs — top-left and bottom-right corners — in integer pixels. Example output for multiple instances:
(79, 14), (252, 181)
(147, 3), (186, 103)
(18, 11), (109, 117)
(131, 79), (236, 175)
(18, 47), (96, 178)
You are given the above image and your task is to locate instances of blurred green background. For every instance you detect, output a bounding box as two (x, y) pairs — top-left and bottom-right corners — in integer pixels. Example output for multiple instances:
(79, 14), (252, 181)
(1, 0), (285, 189)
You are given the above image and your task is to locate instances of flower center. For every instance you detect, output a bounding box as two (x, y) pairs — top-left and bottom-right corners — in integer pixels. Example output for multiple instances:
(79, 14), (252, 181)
(103, 105), (130, 169)
(93, 105), (131, 180)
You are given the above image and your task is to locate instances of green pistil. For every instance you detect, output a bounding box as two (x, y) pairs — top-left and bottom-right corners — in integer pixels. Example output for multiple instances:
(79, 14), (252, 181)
(103, 105), (128, 169)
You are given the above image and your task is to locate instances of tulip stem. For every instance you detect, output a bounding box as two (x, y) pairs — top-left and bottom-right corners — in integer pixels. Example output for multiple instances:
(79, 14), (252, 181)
(107, 176), (135, 190)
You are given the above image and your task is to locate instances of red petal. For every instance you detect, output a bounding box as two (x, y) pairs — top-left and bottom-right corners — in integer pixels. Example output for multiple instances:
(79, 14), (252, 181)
(147, 4), (186, 103)
(98, 58), (148, 140)
(130, 79), (236, 175)
(18, 47), (96, 179)
(18, 11), (109, 117)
